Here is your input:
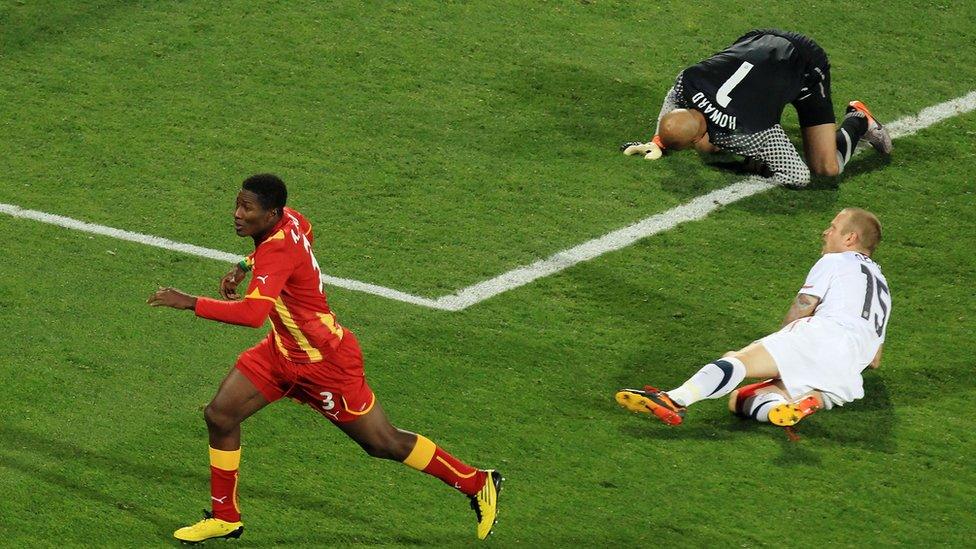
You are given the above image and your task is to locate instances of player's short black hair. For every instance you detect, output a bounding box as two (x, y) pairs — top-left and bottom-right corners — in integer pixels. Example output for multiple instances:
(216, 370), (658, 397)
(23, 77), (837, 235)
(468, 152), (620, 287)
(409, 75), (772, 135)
(242, 173), (287, 213)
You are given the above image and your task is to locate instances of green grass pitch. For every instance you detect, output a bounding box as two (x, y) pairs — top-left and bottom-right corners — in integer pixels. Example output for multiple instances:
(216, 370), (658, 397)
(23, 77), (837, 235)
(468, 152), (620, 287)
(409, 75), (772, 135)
(1, 0), (974, 546)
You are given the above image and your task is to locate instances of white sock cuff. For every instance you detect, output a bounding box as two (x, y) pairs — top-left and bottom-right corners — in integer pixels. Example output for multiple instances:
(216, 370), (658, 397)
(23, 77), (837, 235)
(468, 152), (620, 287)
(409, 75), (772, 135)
(840, 128), (853, 164)
(718, 356), (746, 376)
(668, 356), (748, 407)
(744, 392), (787, 422)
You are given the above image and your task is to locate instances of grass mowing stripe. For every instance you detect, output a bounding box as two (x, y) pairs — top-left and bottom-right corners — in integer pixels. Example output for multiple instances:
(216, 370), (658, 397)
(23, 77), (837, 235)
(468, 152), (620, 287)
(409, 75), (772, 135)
(2, 91), (975, 311)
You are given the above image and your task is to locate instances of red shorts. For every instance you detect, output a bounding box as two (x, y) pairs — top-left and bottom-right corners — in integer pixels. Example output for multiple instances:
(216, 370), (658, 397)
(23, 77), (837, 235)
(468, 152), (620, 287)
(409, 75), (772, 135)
(235, 331), (375, 423)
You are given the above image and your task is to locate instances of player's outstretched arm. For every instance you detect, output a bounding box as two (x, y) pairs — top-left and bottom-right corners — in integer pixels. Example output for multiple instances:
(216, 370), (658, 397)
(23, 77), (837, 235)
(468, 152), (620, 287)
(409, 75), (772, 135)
(147, 285), (271, 327)
(147, 287), (198, 310)
(781, 293), (820, 327)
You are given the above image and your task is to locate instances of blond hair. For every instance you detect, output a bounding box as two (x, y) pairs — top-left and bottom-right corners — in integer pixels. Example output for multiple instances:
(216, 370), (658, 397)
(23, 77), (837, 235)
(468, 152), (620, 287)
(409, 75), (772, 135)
(841, 207), (882, 255)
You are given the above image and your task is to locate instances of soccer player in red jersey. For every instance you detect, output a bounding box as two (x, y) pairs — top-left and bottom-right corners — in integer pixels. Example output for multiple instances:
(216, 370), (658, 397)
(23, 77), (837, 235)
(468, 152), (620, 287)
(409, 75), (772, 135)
(147, 174), (502, 543)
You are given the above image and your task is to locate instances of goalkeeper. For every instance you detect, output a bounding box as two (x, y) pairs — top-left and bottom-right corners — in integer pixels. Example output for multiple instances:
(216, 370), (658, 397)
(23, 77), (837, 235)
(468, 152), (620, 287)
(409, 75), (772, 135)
(622, 29), (892, 187)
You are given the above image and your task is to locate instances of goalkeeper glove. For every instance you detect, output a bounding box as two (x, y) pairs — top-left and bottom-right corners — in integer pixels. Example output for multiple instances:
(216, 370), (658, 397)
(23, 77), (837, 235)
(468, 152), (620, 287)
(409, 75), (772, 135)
(620, 135), (664, 160)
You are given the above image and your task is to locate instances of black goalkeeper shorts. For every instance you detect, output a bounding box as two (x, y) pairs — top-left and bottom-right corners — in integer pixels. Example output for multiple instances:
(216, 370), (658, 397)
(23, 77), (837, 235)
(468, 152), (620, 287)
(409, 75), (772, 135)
(786, 32), (835, 127)
(738, 29), (836, 127)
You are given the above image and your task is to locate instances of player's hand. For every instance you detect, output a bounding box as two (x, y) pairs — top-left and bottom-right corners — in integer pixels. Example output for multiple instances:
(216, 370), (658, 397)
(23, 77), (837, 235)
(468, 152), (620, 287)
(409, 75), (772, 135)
(219, 265), (247, 300)
(620, 141), (663, 160)
(147, 287), (197, 310)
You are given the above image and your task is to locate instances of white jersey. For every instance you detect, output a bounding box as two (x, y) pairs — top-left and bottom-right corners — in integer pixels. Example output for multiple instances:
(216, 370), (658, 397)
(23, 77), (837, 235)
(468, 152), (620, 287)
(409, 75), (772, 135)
(799, 251), (891, 366)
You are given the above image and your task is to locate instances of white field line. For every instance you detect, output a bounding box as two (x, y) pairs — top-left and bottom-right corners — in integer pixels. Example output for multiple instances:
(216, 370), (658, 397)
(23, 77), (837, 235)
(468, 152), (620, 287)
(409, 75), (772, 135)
(434, 177), (776, 310)
(2, 91), (974, 311)
(0, 203), (444, 309)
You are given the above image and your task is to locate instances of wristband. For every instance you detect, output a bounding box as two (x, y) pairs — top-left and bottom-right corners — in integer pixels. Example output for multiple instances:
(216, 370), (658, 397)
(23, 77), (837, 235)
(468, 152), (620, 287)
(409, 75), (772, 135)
(237, 259), (251, 272)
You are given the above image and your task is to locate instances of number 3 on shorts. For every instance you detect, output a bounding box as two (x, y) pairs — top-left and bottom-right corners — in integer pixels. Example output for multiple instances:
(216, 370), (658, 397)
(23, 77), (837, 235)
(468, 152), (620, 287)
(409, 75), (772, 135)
(319, 391), (335, 411)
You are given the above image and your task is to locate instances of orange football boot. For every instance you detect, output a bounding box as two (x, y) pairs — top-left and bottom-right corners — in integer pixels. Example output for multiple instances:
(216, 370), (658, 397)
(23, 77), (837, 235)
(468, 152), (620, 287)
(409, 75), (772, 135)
(847, 100), (893, 154)
(615, 386), (686, 426)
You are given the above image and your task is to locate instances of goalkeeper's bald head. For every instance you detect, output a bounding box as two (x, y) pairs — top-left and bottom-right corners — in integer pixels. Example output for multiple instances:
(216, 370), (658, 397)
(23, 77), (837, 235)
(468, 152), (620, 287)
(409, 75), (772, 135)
(659, 109), (708, 150)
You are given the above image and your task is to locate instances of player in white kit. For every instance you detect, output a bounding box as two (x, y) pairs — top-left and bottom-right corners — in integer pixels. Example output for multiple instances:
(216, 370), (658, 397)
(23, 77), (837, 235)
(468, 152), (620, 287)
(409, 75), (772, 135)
(616, 208), (891, 427)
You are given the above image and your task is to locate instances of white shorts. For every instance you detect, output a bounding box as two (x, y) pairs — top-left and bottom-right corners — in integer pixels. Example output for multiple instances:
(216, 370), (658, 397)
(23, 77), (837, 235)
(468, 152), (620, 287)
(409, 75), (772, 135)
(760, 316), (864, 406)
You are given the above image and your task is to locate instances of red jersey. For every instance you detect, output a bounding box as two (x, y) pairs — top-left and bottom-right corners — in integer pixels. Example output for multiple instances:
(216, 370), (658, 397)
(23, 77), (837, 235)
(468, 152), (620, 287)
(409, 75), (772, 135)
(195, 207), (346, 363)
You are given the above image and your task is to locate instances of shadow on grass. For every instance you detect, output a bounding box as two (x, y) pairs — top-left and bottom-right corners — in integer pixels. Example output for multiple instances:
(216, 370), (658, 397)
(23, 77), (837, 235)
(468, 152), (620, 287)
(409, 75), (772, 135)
(0, 1), (135, 56)
(833, 149), (894, 181)
(707, 144), (895, 220)
(493, 60), (744, 202)
(613, 373), (896, 461)
(0, 448), (177, 532)
(496, 60), (664, 146)
(774, 373), (897, 453)
(705, 147), (892, 192)
(0, 424), (440, 545)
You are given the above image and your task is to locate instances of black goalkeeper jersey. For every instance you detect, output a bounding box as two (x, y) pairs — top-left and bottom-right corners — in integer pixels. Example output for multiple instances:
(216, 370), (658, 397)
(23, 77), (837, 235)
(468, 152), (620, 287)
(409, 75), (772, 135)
(655, 30), (832, 186)
(682, 30), (812, 134)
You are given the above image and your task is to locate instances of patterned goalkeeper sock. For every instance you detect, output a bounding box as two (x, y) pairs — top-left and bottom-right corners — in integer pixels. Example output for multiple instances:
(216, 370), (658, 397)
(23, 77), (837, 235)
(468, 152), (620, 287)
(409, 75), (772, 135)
(835, 111), (870, 168)
(209, 446), (241, 522)
(667, 357), (747, 406)
(402, 435), (487, 496)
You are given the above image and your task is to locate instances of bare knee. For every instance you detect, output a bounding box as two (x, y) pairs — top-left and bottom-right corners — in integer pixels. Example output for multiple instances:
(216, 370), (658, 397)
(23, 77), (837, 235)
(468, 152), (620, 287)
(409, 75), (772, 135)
(810, 161), (841, 177)
(359, 440), (394, 460)
(722, 351), (737, 358)
(359, 429), (415, 461)
(204, 403), (240, 435)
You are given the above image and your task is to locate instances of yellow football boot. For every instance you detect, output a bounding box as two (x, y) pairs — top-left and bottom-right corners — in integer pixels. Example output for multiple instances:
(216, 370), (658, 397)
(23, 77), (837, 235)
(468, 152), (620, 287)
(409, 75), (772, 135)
(173, 510), (243, 544)
(615, 386), (686, 425)
(768, 395), (822, 427)
(470, 470), (503, 540)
